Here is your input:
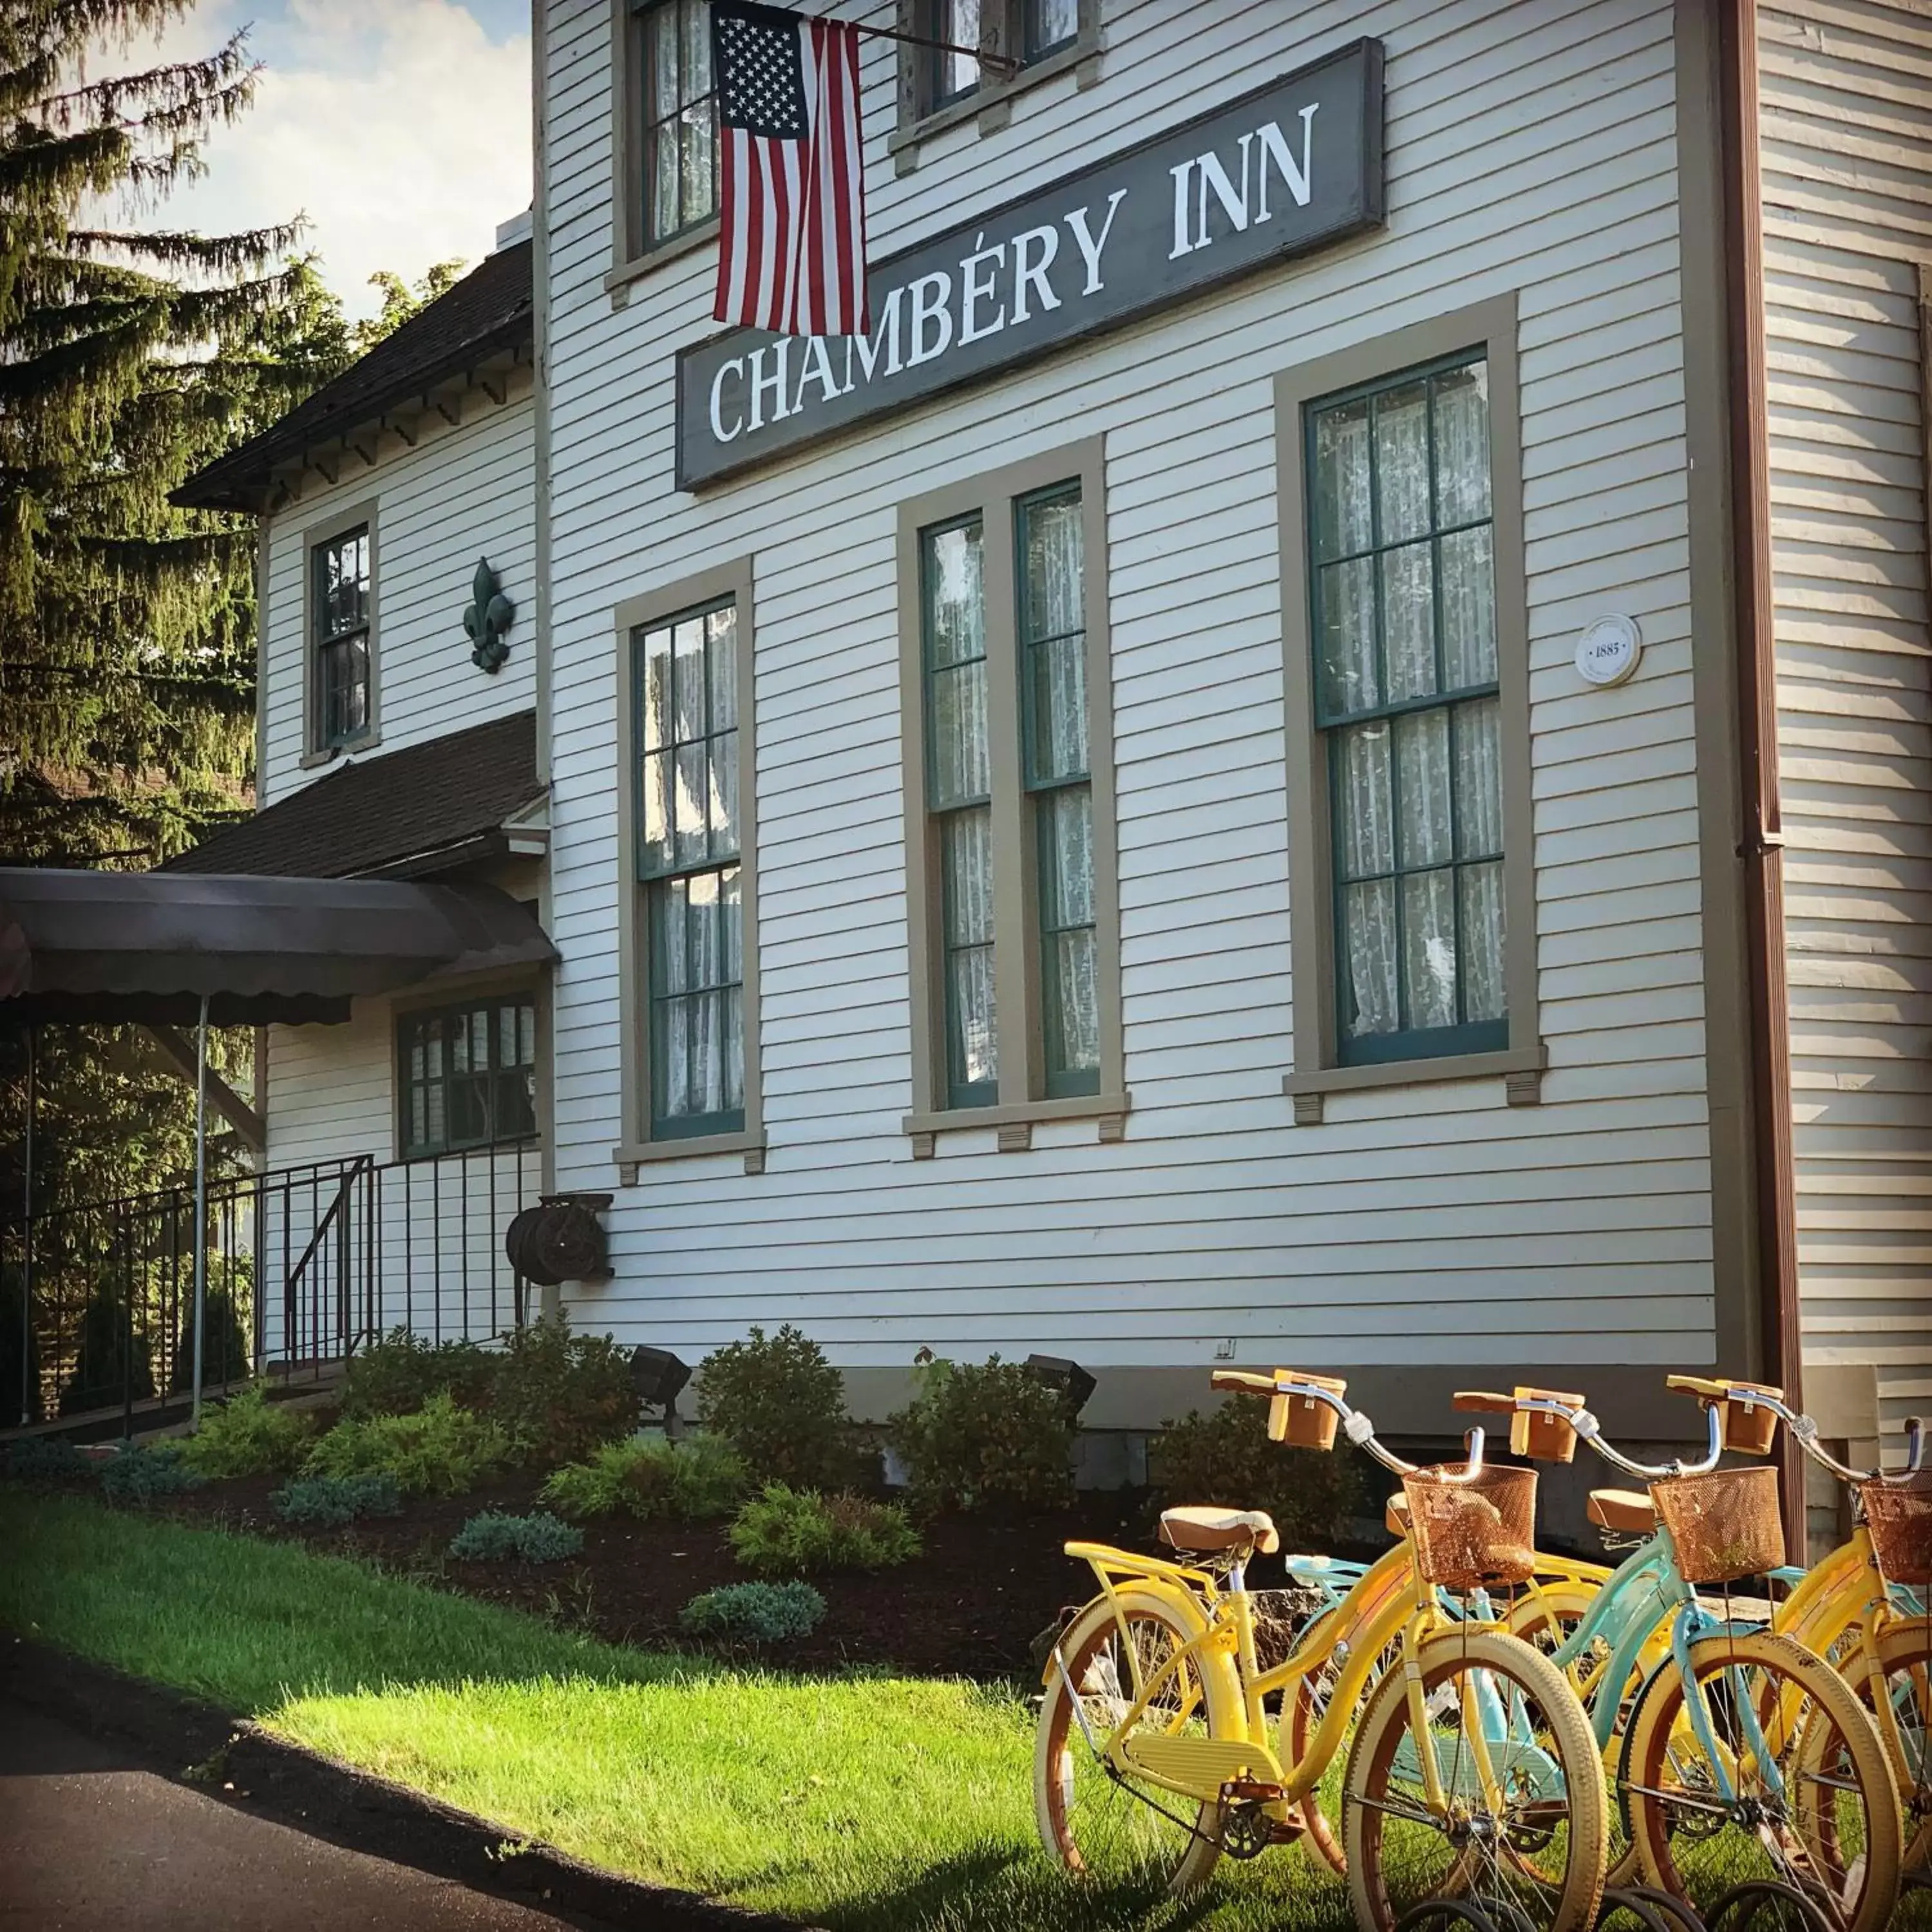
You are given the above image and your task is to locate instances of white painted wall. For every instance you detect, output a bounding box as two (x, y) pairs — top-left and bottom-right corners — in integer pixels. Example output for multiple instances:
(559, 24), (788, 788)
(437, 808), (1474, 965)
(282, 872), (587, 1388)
(535, 0), (1722, 1390)
(1759, 0), (1932, 1432)
(257, 384), (538, 808)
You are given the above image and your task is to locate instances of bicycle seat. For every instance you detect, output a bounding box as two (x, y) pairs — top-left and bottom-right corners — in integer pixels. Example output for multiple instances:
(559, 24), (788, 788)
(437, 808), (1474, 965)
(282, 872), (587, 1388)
(1587, 1488), (1658, 1535)
(1159, 1506), (1280, 1556)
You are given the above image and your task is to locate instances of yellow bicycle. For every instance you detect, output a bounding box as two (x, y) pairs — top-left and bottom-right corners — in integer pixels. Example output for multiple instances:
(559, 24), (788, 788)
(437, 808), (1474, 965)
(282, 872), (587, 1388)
(1033, 1367), (1609, 1932)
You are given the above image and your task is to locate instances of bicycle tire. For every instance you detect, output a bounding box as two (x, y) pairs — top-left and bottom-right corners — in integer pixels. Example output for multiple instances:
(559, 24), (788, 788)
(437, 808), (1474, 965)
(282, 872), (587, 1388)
(1341, 1624), (1608, 1932)
(1032, 1583), (1238, 1896)
(1618, 1625), (1902, 1932)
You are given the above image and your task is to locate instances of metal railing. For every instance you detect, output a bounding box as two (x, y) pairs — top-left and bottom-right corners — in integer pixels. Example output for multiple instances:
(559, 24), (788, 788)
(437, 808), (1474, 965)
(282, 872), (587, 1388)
(5, 1142), (542, 1433)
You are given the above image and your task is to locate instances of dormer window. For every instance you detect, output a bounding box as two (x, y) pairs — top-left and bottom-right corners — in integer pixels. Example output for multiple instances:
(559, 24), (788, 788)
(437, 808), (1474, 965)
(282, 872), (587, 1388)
(314, 524), (372, 751)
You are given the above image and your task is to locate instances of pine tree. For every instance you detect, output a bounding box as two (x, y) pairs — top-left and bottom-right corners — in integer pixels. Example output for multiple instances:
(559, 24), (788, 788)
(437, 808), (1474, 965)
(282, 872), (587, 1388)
(0, 0), (307, 870)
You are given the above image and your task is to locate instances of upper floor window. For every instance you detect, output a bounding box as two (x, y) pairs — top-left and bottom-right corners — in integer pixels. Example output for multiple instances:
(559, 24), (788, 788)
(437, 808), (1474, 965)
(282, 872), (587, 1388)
(638, 0), (717, 249)
(398, 994), (537, 1159)
(901, 0), (1095, 128)
(636, 597), (743, 1137)
(314, 525), (371, 750)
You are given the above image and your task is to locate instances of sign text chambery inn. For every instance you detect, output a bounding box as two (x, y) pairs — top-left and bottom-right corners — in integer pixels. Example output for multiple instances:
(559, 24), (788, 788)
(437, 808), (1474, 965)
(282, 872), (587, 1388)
(675, 39), (1385, 489)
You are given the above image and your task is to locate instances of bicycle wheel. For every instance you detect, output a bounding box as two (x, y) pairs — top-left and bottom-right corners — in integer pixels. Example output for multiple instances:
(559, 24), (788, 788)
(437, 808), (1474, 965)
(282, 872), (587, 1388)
(1341, 1624), (1609, 1932)
(1282, 1599), (1403, 1877)
(1859, 1618), (1930, 1915)
(1620, 1626), (1902, 1932)
(1033, 1585), (1238, 1896)
(1508, 1580), (1645, 1887)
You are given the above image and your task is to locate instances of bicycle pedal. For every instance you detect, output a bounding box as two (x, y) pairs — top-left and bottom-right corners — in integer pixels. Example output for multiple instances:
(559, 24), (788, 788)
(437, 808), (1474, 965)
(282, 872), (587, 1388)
(1224, 1777), (1285, 1805)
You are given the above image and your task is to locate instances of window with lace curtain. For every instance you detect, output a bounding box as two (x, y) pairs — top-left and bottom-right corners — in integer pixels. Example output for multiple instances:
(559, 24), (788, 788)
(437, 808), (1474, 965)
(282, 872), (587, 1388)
(1278, 296), (1537, 1112)
(636, 597), (744, 1138)
(1310, 352), (1505, 1063)
(900, 443), (1122, 1141)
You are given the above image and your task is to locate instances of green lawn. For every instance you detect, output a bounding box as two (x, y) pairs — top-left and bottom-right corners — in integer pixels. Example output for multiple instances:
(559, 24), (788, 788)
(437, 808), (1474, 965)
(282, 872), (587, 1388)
(3, 1490), (1352, 1930)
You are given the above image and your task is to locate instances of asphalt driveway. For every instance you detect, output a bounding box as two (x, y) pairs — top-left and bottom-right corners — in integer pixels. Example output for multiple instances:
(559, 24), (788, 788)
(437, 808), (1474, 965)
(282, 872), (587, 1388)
(0, 1696), (589, 1931)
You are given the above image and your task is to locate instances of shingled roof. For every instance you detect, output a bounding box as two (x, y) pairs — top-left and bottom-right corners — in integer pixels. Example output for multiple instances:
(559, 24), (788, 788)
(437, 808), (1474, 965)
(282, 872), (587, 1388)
(166, 712), (544, 880)
(174, 239), (533, 515)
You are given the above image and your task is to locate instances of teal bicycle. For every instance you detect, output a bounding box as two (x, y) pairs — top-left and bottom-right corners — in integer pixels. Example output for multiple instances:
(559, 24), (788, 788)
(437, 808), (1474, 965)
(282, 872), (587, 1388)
(1451, 1386), (1904, 1932)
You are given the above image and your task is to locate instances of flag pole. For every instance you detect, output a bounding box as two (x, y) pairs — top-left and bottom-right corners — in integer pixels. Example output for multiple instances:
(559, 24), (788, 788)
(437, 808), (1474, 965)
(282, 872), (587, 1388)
(847, 21), (1020, 77)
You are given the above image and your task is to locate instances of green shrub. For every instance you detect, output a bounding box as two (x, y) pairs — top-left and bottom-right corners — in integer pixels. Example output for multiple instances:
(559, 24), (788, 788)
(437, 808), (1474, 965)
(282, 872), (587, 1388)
(486, 1313), (639, 1468)
(58, 1287), (155, 1416)
(697, 1324), (858, 1490)
(884, 1353), (1075, 1514)
(303, 1392), (510, 1496)
(3, 1436), (88, 1482)
(539, 1432), (748, 1522)
(679, 1579), (825, 1643)
(1151, 1396), (1368, 1553)
(176, 1386), (314, 1479)
(270, 1472), (403, 1528)
(99, 1443), (202, 1506)
(728, 1483), (920, 1575)
(340, 1329), (500, 1421)
(449, 1510), (583, 1563)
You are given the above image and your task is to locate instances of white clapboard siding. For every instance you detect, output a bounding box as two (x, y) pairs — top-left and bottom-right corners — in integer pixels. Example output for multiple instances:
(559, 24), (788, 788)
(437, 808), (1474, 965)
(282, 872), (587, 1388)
(260, 1007), (539, 1361)
(535, 0), (1726, 1374)
(1759, 0), (1932, 1426)
(257, 389), (537, 807)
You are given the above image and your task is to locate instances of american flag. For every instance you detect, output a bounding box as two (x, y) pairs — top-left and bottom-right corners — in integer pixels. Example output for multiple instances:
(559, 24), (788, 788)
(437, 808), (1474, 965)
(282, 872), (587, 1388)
(712, 2), (869, 338)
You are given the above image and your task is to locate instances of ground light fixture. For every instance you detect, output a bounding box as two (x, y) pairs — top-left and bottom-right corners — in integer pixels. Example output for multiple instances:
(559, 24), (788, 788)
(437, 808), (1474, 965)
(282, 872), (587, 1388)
(629, 1345), (692, 1425)
(1024, 1354), (1097, 1419)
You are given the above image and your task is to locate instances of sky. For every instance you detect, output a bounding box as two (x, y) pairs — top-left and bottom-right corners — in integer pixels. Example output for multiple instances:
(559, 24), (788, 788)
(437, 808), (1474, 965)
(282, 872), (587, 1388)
(98, 0), (533, 319)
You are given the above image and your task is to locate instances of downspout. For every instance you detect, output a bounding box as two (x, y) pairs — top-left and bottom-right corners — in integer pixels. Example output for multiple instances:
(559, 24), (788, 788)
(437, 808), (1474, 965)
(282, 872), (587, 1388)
(1716, 0), (1804, 1553)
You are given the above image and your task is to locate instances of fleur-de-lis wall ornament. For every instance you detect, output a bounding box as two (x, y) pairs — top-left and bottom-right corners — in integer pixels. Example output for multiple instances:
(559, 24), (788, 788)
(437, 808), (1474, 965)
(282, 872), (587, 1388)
(463, 558), (515, 673)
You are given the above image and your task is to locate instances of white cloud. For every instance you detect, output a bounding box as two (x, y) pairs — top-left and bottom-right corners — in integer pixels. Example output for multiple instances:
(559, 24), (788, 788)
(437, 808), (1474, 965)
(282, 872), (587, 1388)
(91, 0), (531, 319)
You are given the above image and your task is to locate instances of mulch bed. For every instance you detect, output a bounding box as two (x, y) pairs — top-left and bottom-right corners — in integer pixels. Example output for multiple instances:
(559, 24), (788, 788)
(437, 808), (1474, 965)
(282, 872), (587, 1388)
(149, 1470), (1158, 1678)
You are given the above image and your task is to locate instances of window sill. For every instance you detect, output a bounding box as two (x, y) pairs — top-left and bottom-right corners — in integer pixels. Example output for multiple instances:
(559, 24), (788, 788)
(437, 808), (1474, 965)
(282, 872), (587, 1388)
(299, 734), (378, 772)
(902, 1090), (1130, 1154)
(1282, 1043), (1546, 1122)
(606, 218), (719, 305)
(612, 1128), (766, 1177)
(888, 37), (1101, 174)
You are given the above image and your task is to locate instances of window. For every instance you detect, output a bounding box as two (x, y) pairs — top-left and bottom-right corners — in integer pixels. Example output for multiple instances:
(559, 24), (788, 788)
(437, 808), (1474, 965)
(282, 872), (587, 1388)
(1310, 354), (1503, 1063)
(1276, 296), (1539, 1111)
(636, 597), (743, 1139)
(1022, 0), (1080, 60)
(313, 525), (371, 750)
(895, 0), (1097, 138)
(1018, 486), (1097, 1094)
(900, 442), (1122, 1142)
(637, 0), (717, 249)
(929, 0), (982, 109)
(398, 996), (537, 1159)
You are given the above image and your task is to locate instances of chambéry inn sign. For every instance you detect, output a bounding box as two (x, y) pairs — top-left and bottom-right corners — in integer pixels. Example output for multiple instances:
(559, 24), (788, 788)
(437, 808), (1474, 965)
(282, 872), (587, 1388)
(675, 38), (1386, 488)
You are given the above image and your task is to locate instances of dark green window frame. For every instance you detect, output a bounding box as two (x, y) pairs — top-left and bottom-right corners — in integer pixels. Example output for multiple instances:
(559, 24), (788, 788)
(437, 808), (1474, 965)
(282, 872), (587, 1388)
(397, 994), (537, 1160)
(636, 0), (717, 249)
(633, 595), (744, 1140)
(1305, 348), (1507, 1068)
(920, 515), (998, 1112)
(1017, 482), (1098, 1099)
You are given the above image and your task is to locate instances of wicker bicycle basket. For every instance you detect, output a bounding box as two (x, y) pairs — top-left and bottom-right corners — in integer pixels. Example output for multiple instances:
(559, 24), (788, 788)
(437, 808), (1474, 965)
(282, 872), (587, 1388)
(1858, 1473), (1932, 1589)
(1400, 1463), (1538, 1592)
(1651, 1465), (1785, 1585)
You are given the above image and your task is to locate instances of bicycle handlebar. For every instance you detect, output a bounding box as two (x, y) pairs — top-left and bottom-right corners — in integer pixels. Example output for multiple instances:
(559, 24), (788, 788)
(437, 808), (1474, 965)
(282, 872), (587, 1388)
(1661, 1376), (1927, 1486)
(1215, 1367), (1486, 1483)
(1451, 1387), (1724, 1482)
